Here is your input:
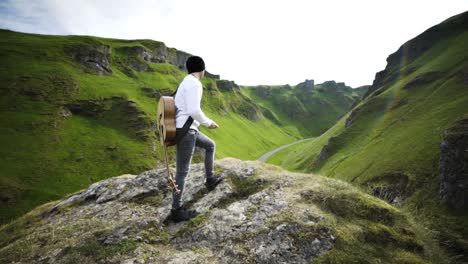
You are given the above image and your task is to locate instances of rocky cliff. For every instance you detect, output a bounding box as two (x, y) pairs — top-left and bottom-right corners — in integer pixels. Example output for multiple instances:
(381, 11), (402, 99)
(0, 159), (435, 263)
(439, 115), (468, 211)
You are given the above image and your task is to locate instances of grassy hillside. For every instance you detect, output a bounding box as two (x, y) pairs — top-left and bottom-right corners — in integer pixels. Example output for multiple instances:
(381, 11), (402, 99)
(268, 11), (468, 260)
(241, 81), (368, 136)
(0, 29), (305, 224)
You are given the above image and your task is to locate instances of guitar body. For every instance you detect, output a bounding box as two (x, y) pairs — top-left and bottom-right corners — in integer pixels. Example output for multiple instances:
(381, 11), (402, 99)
(157, 95), (181, 194)
(157, 96), (177, 146)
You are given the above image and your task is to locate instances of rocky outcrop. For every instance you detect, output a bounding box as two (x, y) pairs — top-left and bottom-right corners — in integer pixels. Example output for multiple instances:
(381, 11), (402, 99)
(345, 106), (361, 128)
(205, 71), (220, 80)
(316, 136), (338, 165)
(253, 85), (273, 97)
(70, 44), (113, 75)
(236, 98), (263, 122)
(439, 116), (468, 211)
(148, 42), (191, 70)
(119, 46), (153, 62)
(320, 81), (352, 92)
(117, 43), (220, 77)
(216, 80), (239, 91)
(365, 172), (411, 205)
(0, 159), (429, 264)
(296, 79), (315, 90)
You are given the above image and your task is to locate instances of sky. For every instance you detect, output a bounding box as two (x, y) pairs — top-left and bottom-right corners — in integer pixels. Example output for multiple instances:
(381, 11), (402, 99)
(0, 0), (467, 87)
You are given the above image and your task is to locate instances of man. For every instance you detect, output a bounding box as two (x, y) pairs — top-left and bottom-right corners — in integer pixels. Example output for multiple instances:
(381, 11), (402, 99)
(171, 56), (223, 222)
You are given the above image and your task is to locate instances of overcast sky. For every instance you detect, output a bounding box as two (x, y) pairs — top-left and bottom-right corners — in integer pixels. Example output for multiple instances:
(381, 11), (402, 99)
(0, 0), (466, 87)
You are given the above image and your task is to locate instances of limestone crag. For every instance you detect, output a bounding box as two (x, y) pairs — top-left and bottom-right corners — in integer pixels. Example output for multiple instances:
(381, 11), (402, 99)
(70, 44), (113, 75)
(216, 80), (239, 91)
(439, 116), (468, 211)
(296, 79), (315, 90)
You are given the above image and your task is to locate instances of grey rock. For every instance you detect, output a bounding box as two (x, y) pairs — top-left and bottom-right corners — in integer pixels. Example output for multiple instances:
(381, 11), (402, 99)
(296, 79), (315, 90)
(439, 117), (468, 210)
(316, 136), (338, 164)
(205, 71), (220, 79)
(71, 44), (112, 75)
(216, 80), (239, 91)
(345, 107), (360, 128)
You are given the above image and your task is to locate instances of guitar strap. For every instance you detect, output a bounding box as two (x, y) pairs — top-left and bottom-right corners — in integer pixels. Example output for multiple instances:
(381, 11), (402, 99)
(171, 88), (194, 145)
(161, 87), (193, 195)
(162, 141), (180, 195)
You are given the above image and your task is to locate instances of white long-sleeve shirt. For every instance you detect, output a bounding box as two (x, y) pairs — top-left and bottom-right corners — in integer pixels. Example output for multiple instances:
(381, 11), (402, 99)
(174, 74), (213, 130)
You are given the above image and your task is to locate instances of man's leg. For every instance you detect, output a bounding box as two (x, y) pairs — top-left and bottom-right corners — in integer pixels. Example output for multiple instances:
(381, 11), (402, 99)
(195, 131), (215, 179)
(172, 129), (197, 210)
(195, 131), (223, 190)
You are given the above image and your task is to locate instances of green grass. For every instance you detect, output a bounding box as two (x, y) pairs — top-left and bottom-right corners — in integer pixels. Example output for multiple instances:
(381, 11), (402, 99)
(265, 138), (314, 166)
(240, 84), (363, 137)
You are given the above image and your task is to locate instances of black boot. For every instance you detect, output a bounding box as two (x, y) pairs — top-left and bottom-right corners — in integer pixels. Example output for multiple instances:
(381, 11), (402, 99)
(171, 207), (199, 223)
(205, 175), (224, 191)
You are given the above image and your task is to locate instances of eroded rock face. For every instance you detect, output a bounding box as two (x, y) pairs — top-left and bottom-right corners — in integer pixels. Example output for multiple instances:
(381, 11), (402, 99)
(216, 80), (239, 91)
(71, 44), (113, 75)
(439, 117), (468, 211)
(296, 79), (315, 90)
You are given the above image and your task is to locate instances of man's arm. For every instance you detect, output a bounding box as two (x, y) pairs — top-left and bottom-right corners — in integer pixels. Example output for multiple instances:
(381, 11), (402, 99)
(185, 82), (214, 127)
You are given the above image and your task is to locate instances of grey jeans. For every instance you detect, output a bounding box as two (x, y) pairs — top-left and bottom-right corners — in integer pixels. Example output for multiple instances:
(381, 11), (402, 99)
(172, 129), (215, 209)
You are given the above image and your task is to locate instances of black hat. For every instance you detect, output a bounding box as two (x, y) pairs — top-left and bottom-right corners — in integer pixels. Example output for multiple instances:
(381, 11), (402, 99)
(186, 56), (205, 73)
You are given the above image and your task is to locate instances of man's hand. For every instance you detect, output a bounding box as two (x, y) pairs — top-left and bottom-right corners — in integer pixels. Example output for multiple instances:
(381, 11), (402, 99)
(208, 121), (219, 129)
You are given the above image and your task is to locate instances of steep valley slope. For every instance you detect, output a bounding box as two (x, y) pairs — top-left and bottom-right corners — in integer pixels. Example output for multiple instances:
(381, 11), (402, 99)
(269, 11), (468, 261)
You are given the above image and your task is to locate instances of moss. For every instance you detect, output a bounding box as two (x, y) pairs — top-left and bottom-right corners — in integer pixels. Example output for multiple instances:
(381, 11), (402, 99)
(291, 181), (433, 263)
(244, 205), (258, 219)
(174, 211), (212, 238)
(300, 188), (399, 224)
(138, 226), (171, 244)
(132, 194), (164, 207)
(228, 173), (268, 199)
(216, 172), (270, 209)
(362, 222), (423, 251)
(314, 220), (428, 264)
(61, 237), (139, 262)
(0, 200), (56, 248)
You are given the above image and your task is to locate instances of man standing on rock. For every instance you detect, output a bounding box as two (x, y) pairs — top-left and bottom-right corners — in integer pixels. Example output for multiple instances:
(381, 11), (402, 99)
(171, 56), (223, 222)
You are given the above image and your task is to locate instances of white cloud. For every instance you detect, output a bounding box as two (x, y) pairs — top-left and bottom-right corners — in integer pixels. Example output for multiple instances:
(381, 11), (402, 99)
(0, 0), (467, 87)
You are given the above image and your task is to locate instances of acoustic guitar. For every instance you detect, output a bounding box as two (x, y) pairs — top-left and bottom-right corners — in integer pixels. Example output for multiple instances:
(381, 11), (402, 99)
(157, 96), (180, 194)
